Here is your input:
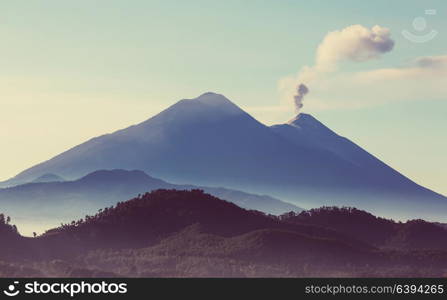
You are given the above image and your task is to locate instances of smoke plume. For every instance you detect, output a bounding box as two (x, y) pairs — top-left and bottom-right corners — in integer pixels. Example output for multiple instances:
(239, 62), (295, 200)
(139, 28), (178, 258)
(293, 83), (309, 114)
(280, 24), (394, 114)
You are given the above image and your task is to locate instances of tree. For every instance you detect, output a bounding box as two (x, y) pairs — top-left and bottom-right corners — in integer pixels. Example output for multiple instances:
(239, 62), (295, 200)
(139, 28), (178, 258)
(33, 232), (37, 238)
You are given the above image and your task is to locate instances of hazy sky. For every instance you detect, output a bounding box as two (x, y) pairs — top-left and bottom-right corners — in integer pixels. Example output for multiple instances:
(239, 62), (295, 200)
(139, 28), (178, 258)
(1, 0), (446, 195)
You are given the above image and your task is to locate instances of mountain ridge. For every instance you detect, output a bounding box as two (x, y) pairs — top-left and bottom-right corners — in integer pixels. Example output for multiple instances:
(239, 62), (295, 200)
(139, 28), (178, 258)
(2, 189), (447, 277)
(2, 92), (446, 221)
(0, 169), (300, 235)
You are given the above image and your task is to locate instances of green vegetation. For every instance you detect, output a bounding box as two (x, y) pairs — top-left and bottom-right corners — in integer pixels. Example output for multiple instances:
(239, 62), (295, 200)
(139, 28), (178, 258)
(1, 190), (447, 277)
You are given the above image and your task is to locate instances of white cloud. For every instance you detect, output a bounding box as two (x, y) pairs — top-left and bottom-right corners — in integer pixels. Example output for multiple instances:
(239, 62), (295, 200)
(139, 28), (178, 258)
(302, 54), (447, 111)
(278, 24), (447, 113)
(281, 25), (395, 112)
(315, 25), (394, 72)
(356, 55), (447, 82)
(297, 24), (395, 81)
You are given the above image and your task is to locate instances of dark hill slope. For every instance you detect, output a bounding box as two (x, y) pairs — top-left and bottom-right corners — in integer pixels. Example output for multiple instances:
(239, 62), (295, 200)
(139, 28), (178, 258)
(2, 191), (447, 277)
(38, 190), (366, 258)
(283, 207), (447, 250)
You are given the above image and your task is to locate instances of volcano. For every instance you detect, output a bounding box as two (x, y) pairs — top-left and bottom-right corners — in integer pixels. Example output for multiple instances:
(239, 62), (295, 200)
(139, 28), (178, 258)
(2, 92), (446, 220)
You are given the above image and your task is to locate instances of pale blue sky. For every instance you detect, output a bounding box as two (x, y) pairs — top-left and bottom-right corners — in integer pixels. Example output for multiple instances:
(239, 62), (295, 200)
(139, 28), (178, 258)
(1, 0), (446, 195)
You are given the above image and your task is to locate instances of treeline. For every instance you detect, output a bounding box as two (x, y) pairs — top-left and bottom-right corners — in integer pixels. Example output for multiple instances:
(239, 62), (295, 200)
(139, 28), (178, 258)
(0, 213), (18, 235)
(1, 190), (447, 277)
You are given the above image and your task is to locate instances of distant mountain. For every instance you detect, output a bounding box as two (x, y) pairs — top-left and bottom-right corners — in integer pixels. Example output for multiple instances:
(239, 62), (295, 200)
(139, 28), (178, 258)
(0, 169), (300, 235)
(271, 113), (414, 179)
(32, 173), (65, 183)
(2, 190), (447, 277)
(2, 92), (446, 221)
(270, 114), (447, 218)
